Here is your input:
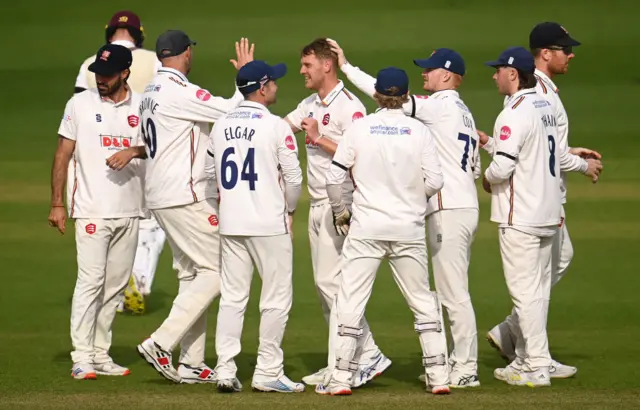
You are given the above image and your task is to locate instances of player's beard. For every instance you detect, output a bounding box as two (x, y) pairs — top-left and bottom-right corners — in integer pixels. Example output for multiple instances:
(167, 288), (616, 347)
(97, 77), (124, 98)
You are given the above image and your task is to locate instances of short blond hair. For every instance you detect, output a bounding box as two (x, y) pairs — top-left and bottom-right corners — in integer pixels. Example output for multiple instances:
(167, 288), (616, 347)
(373, 89), (409, 109)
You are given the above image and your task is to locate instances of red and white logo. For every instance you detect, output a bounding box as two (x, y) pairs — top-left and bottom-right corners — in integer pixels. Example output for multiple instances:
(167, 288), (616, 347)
(196, 89), (211, 101)
(100, 50), (111, 61)
(101, 135), (132, 149)
(85, 223), (96, 234)
(285, 135), (296, 151)
(415, 95), (429, 99)
(208, 215), (219, 226)
(352, 112), (364, 121)
(499, 126), (512, 141)
(322, 113), (331, 126)
(127, 115), (139, 127)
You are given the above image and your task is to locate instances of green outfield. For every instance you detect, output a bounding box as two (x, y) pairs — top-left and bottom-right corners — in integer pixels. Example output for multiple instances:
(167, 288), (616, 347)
(1, 0), (638, 408)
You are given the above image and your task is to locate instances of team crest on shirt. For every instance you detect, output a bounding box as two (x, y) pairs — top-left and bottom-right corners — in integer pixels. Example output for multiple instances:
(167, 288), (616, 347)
(127, 115), (139, 127)
(499, 126), (511, 141)
(208, 215), (219, 226)
(322, 113), (331, 126)
(85, 223), (96, 234)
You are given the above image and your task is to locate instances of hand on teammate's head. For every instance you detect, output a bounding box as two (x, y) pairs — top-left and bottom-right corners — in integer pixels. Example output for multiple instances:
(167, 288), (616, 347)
(326, 39), (346, 67)
(230, 38), (255, 71)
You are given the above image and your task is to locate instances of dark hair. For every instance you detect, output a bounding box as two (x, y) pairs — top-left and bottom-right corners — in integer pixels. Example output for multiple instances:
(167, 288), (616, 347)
(301, 38), (338, 67)
(517, 69), (537, 90)
(106, 26), (144, 48)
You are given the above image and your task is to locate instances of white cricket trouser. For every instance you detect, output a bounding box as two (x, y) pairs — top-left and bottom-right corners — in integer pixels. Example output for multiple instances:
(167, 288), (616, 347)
(215, 234), (293, 381)
(70, 217), (139, 364)
(308, 203), (381, 366)
(501, 206), (573, 350)
(428, 208), (478, 375)
(132, 215), (166, 295)
(150, 198), (221, 367)
(499, 227), (554, 370)
(330, 237), (449, 387)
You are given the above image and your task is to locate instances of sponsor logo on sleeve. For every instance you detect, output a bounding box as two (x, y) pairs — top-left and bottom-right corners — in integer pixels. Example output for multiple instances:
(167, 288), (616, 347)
(499, 126), (511, 141)
(285, 135), (296, 150)
(196, 89), (211, 101)
(352, 111), (364, 121)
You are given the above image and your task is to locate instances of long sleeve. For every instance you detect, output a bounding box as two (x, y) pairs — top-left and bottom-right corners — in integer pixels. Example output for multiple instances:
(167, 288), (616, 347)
(167, 85), (244, 123)
(276, 121), (303, 212)
(340, 62), (376, 99)
(326, 125), (356, 212)
(421, 127), (444, 198)
(484, 113), (526, 184)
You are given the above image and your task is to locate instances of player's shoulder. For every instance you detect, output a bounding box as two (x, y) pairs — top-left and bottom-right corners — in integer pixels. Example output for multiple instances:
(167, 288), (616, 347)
(338, 86), (365, 108)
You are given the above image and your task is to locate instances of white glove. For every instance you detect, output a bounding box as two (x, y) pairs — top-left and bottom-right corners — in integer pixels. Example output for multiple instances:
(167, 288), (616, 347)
(332, 206), (351, 236)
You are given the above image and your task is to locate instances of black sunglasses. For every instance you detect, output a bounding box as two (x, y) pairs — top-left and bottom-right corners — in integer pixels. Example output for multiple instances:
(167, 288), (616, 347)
(547, 45), (573, 55)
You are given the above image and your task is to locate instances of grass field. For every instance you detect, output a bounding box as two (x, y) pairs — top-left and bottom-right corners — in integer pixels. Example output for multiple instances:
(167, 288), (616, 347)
(1, 0), (639, 408)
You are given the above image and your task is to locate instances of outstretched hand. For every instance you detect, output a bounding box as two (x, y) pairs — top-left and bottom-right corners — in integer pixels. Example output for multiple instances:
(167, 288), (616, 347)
(230, 38), (255, 71)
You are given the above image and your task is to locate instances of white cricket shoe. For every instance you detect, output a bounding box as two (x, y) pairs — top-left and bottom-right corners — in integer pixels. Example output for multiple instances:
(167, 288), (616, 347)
(217, 377), (243, 393)
(352, 353), (392, 388)
(495, 364), (550, 387)
(71, 362), (97, 380)
(550, 360), (577, 379)
(302, 367), (329, 386)
(448, 372), (480, 388)
(252, 375), (305, 393)
(137, 337), (180, 383)
(178, 363), (216, 384)
(315, 381), (352, 396)
(93, 361), (130, 376)
(487, 323), (516, 362)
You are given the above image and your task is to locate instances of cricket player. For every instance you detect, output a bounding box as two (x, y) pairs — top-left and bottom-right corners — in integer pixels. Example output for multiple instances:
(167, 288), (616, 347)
(285, 38), (390, 387)
(75, 10), (160, 94)
(485, 23), (603, 378)
(318, 67), (450, 396)
(133, 31), (252, 384)
(73, 10), (165, 315)
(208, 60), (305, 393)
(49, 44), (144, 380)
(329, 40), (482, 388)
(482, 46), (563, 387)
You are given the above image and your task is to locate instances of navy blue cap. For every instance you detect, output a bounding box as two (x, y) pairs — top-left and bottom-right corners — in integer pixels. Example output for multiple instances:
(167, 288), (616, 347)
(413, 48), (466, 76)
(485, 46), (535, 73)
(88, 43), (132, 76)
(374, 67), (409, 96)
(530, 22), (581, 49)
(236, 60), (287, 95)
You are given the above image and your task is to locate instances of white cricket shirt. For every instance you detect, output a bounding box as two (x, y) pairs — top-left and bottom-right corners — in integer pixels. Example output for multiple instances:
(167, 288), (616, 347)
(58, 88), (145, 219)
(75, 40), (161, 93)
(208, 101), (303, 236)
(326, 109), (443, 241)
(286, 81), (366, 205)
(339, 63), (480, 215)
(534, 69), (587, 204)
(484, 88), (561, 233)
(140, 67), (244, 210)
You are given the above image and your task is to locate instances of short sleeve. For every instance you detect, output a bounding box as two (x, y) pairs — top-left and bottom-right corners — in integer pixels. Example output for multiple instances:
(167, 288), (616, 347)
(58, 98), (77, 140)
(338, 100), (367, 134)
(492, 110), (528, 160)
(285, 99), (307, 131)
(74, 61), (89, 90)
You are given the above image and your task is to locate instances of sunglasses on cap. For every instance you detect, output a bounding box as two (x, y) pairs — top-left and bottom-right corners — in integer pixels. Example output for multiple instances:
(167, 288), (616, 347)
(547, 45), (573, 55)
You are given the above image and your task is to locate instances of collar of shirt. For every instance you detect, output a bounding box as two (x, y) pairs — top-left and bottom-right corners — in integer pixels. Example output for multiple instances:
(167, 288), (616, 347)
(374, 108), (405, 115)
(111, 39), (137, 50)
(238, 100), (269, 111)
(430, 89), (459, 100)
(534, 68), (559, 93)
(315, 80), (344, 106)
(504, 87), (537, 107)
(99, 85), (133, 107)
(157, 67), (189, 83)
